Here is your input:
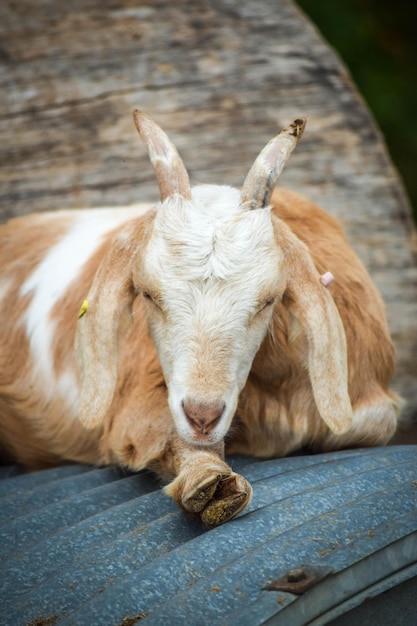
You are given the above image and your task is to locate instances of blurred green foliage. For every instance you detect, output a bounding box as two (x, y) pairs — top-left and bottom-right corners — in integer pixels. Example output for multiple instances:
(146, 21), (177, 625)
(297, 0), (417, 222)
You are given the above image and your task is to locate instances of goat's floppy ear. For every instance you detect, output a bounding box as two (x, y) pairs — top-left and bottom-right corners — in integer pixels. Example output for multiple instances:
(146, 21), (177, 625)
(241, 118), (306, 211)
(75, 230), (137, 429)
(276, 222), (353, 435)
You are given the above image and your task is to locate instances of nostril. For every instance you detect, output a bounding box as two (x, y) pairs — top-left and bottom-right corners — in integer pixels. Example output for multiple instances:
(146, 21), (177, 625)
(182, 398), (225, 433)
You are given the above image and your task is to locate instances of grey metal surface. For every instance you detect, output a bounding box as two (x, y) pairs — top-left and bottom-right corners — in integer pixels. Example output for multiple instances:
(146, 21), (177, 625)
(0, 446), (416, 626)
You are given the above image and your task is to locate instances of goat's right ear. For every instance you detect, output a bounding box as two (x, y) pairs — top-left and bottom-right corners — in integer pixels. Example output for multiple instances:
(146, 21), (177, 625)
(75, 230), (137, 429)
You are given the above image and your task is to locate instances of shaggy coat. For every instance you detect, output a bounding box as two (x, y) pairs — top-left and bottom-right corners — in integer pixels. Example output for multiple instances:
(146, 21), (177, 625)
(0, 113), (399, 525)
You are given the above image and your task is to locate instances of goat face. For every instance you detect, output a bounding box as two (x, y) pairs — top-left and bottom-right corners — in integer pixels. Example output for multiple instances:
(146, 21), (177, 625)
(135, 187), (285, 445)
(76, 112), (352, 442)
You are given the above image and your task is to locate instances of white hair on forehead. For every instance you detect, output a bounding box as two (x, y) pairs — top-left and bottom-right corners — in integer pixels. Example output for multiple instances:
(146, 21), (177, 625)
(148, 185), (278, 281)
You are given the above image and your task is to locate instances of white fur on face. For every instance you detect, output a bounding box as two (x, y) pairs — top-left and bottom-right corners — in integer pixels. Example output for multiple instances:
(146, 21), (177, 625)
(139, 185), (285, 445)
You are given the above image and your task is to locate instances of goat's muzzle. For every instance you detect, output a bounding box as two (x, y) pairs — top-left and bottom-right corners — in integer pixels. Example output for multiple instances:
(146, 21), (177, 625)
(182, 398), (225, 436)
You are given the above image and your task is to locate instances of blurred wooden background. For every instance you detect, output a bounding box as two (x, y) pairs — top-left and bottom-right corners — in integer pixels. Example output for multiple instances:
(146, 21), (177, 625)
(0, 0), (416, 437)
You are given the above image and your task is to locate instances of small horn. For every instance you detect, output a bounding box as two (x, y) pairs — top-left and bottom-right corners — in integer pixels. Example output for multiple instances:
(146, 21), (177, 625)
(133, 110), (192, 202)
(241, 118), (306, 210)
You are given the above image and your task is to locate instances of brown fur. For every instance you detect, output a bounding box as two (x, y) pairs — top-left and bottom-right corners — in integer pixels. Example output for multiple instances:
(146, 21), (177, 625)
(0, 190), (399, 524)
(229, 190), (398, 458)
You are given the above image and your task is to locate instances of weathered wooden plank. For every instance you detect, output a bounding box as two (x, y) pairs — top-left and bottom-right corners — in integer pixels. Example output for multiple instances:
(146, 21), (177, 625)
(0, 0), (416, 428)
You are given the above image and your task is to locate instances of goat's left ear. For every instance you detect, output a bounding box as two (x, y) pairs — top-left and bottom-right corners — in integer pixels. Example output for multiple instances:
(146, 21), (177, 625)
(276, 221), (353, 435)
(75, 227), (138, 429)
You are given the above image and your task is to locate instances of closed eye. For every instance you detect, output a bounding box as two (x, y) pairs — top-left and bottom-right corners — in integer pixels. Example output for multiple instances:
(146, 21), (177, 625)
(141, 290), (163, 310)
(142, 291), (154, 302)
(256, 296), (277, 315)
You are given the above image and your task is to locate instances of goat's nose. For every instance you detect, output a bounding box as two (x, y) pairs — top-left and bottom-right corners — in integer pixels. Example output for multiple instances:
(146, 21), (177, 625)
(182, 398), (225, 433)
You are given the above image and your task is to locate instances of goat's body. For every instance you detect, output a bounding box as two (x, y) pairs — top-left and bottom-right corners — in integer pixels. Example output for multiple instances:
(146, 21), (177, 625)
(0, 112), (401, 526)
(0, 204), (152, 467)
(0, 188), (398, 470)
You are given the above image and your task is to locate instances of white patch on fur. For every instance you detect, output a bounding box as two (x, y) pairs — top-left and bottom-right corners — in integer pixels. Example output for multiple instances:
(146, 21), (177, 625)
(141, 185), (285, 445)
(20, 205), (151, 406)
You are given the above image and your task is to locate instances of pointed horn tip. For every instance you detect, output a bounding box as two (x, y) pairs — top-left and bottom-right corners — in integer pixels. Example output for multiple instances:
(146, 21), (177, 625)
(132, 108), (142, 121)
(132, 110), (164, 142)
(288, 117), (307, 139)
(132, 109), (151, 134)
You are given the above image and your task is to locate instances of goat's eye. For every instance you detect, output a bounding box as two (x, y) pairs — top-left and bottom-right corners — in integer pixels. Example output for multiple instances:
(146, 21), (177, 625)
(141, 290), (159, 308)
(257, 296), (276, 314)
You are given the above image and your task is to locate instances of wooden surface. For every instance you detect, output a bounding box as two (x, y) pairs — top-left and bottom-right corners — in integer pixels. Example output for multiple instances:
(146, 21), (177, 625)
(1, 0), (416, 429)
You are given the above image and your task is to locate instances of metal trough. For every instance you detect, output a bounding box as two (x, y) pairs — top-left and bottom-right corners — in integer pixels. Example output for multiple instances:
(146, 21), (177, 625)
(1, 446), (416, 625)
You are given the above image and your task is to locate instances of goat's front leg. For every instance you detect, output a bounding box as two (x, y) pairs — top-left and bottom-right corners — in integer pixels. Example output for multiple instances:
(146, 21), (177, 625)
(164, 443), (252, 526)
(102, 394), (252, 526)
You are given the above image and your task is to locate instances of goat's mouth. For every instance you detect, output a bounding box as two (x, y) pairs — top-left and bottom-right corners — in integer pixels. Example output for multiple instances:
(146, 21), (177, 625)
(189, 417), (222, 442)
(175, 417), (224, 446)
(175, 414), (229, 447)
(168, 387), (237, 446)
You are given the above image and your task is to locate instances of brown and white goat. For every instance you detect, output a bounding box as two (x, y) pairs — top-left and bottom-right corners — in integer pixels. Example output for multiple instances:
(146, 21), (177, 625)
(0, 112), (400, 525)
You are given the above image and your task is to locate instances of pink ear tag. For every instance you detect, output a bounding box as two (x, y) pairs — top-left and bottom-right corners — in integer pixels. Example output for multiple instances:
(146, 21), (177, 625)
(320, 271), (335, 288)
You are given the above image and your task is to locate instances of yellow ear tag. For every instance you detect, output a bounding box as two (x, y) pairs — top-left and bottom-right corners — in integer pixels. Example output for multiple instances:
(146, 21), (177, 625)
(78, 299), (89, 319)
